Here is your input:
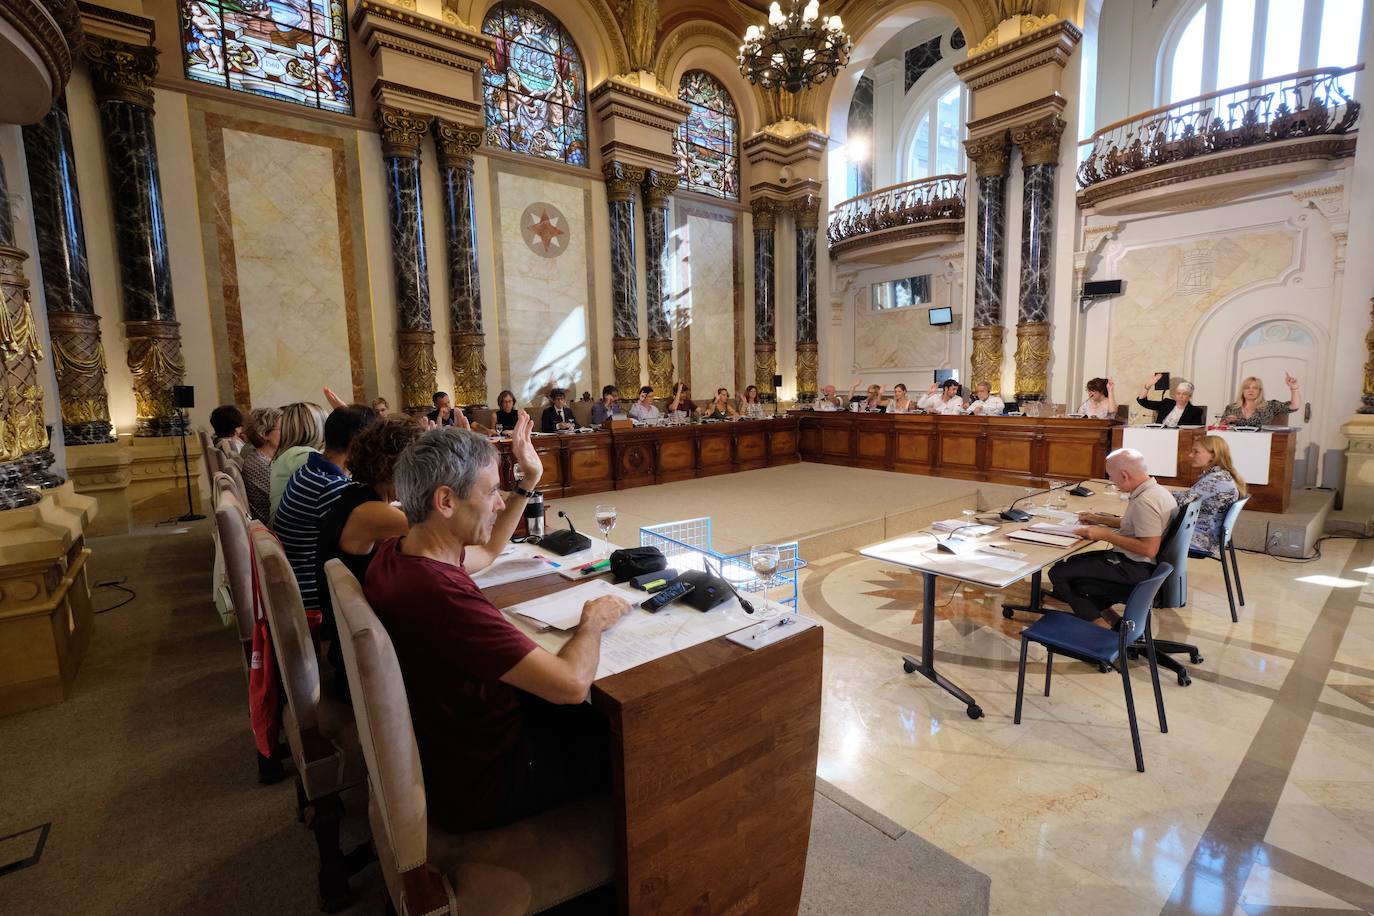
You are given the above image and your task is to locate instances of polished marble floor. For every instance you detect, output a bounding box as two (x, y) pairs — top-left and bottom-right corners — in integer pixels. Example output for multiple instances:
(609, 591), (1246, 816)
(800, 519), (1374, 915)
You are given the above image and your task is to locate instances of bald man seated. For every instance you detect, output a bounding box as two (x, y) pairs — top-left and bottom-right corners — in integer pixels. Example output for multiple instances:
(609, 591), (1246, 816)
(1046, 448), (1179, 628)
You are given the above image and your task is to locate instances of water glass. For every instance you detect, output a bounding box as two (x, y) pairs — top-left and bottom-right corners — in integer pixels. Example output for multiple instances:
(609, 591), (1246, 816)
(750, 543), (782, 612)
(594, 504), (617, 557)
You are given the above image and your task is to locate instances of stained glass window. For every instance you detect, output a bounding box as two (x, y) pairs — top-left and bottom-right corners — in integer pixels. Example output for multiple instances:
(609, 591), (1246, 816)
(675, 71), (739, 200)
(180, 0), (352, 114)
(482, 2), (588, 166)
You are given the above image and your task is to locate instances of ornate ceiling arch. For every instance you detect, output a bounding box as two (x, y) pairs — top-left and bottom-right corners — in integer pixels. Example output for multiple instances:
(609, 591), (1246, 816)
(654, 20), (764, 135)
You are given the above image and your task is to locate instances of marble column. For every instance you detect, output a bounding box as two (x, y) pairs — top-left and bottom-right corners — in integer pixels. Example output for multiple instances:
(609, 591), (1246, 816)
(84, 37), (186, 437)
(1011, 115), (1066, 401)
(964, 131), (1011, 392)
(793, 195), (820, 400)
(0, 156), (55, 508)
(751, 197), (777, 398)
(22, 96), (115, 445)
(642, 170), (677, 397)
(605, 161), (646, 396)
(434, 120), (487, 407)
(378, 107), (437, 415)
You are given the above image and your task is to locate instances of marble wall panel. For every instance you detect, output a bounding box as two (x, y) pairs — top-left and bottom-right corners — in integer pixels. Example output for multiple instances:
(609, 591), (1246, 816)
(494, 169), (593, 401)
(1106, 229), (1296, 398)
(855, 270), (951, 372)
(675, 207), (737, 395)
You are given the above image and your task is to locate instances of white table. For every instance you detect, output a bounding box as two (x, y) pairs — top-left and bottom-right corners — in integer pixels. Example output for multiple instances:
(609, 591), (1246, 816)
(860, 487), (1124, 718)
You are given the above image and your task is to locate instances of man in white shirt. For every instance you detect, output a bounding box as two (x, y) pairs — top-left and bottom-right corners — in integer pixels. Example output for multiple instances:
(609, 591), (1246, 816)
(628, 386), (661, 421)
(966, 382), (1005, 416)
(814, 384), (842, 411)
(918, 380), (965, 415)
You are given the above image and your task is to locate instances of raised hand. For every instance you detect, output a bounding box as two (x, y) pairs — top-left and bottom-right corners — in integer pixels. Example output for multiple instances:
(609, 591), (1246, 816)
(454, 409), (471, 430)
(509, 410), (543, 485)
(323, 386), (347, 409)
(1106, 378), (1115, 391)
(1285, 372), (1299, 389)
(1149, 373), (1163, 385)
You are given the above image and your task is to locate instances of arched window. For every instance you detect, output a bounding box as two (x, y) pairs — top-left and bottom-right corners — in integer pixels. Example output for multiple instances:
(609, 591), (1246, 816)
(1161, 0), (1365, 103)
(845, 75), (874, 198)
(905, 77), (965, 181)
(482, 1), (588, 166)
(180, 0), (352, 113)
(675, 71), (740, 201)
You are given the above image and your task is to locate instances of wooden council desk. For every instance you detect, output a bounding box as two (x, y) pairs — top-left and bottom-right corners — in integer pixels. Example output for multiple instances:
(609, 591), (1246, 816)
(793, 411), (1119, 488)
(1111, 425), (1296, 513)
(484, 572), (823, 915)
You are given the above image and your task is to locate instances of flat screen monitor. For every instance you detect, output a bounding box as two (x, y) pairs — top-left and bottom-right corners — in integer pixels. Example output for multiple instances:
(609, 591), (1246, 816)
(928, 306), (953, 326)
(933, 369), (958, 385)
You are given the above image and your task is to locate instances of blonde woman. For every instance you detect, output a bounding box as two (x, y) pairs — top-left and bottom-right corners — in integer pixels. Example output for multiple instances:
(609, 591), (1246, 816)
(239, 406), (282, 521)
(1221, 374), (1301, 428)
(269, 402), (329, 521)
(1174, 435), (1248, 555)
(888, 383), (915, 413)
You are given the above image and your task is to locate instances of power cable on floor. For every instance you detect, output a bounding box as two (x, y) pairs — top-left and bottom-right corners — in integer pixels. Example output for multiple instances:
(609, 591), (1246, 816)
(93, 576), (137, 614)
(1235, 532), (1372, 564)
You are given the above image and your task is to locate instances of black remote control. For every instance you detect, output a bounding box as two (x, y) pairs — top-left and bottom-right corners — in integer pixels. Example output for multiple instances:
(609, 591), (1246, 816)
(641, 580), (694, 612)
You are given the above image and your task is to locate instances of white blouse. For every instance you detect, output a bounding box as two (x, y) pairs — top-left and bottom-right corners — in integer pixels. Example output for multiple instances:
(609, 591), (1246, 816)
(918, 392), (965, 415)
(1077, 398), (1113, 419)
(968, 395), (1005, 416)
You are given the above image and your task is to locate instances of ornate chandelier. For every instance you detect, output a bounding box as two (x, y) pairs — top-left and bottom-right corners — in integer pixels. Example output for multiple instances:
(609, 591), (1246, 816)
(738, 0), (852, 95)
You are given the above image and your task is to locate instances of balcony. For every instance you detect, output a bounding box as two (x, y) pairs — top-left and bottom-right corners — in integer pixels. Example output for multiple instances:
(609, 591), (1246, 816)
(1078, 67), (1361, 212)
(827, 174), (965, 264)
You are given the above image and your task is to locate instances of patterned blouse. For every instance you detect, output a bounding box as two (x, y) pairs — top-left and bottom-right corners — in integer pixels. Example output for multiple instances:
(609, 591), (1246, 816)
(1173, 466), (1240, 555)
(1221, 398), (1294, 428)
(239, 446), (272, 521)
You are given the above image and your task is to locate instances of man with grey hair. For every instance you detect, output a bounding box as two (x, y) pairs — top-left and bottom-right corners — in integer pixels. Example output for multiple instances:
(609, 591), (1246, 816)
(364, 417), (631, 830)
(1047, 447), (1179, 627)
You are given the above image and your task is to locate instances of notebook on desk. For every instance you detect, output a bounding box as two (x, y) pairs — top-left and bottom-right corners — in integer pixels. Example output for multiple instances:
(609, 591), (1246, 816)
(1007, 529), (1081, 549)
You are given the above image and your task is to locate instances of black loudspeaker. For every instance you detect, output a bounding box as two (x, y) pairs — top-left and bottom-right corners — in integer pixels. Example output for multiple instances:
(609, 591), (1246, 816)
(173, 384), (195, 408)
(772, 374), (783, 388)
(1081, 279), (1124, 298)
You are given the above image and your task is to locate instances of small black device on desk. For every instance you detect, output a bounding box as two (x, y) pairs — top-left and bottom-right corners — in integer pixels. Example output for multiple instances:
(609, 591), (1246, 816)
(641, 580), (694, 611)
(540, 510), (591, 556)
(675, 569), (735, 612)
(629, 568), (677, 591)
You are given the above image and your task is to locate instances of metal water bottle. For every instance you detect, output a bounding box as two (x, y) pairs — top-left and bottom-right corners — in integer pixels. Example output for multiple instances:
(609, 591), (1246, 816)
(524, 490), (545, 538)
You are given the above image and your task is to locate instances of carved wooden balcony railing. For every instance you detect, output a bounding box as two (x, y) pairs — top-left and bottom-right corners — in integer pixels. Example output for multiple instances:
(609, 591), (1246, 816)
(1078, 66), (1362, 201)
(827, 174), (966, 250)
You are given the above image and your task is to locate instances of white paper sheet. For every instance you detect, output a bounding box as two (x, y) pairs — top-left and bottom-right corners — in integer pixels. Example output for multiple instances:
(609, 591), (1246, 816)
(470, 545), (562, 588)
(1212, 430), (1272, 485)
(1122, 427), (1180, 477)
(1026, 522), (1083, 537)
(504, 579), (624, 630)
(726, 614), (819, 650)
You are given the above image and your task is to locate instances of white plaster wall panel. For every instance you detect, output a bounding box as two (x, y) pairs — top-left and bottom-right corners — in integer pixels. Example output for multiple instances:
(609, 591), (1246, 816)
(360, 135), (400, 409)
(675, 209), (736, 396)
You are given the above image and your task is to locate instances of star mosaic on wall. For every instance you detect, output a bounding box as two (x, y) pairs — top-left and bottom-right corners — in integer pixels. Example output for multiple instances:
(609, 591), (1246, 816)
(520, 202), (569, 258)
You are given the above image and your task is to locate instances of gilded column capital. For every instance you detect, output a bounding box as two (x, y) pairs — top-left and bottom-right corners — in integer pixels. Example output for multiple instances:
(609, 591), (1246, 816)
(641, 170), (679, 211)
(603, 161), (647, 202)
(790, 195), (821, 231)
(964, 131), (1012, 178)
(376, 106), (432, 159)
(751, 197), (778, 232)
(83, 36), (158, 108)
(433, 120), (483, 169)
(1011, 115), (1067, 167)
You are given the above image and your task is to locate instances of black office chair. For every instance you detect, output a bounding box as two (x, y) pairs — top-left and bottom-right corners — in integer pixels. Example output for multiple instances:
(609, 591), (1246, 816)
(1137, 500), (1202, 686)
(1188, 495), (1248, 623)
(1014, 562), (1173, 772)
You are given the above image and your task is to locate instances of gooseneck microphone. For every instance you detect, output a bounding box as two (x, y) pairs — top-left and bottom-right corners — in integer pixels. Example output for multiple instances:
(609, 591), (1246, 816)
(1000, 480), (1079, 523)
(557, 510), (579, 534)
(707, 556), (755, 614)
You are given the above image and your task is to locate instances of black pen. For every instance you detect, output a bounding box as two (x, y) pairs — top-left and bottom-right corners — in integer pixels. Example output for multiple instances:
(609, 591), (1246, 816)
(751, 617), (794, 640)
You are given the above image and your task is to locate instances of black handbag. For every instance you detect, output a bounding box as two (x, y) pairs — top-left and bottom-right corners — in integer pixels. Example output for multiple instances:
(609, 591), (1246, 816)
(609, 546), (667, 583)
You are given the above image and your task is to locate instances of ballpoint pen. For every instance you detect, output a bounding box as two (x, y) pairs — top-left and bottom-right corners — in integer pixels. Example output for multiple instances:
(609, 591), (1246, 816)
(751, 617), (794, 639)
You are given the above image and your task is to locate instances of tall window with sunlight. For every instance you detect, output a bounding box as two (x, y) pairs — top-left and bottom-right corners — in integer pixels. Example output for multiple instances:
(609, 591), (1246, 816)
(906, 75), (964, 180)
(846, 75), (874, 198)
(675, 71), (739, 201)
(482, 1), (588, 166)
(1162, 0), (1364, 103)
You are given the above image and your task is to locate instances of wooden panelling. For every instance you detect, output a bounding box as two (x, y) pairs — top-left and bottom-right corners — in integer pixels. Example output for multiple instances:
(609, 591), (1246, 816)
(820, 426), (851, 459)
(563, 436), (615, 496)
(655, 431), (698, 483)
(768, 428), (799, 466)
(854, 423), (893, 468)
(735, 430), (767, 470)
(613, 435), (657, 489)
(893, 423), (935, 472)
(1110, 426), (1296, 513)
(697, 428), (734, 474)
(798, 422), (821, 459)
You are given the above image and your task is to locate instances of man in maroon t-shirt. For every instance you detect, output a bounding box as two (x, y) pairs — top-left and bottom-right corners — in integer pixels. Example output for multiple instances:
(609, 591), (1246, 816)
(365, 416), (630, 831)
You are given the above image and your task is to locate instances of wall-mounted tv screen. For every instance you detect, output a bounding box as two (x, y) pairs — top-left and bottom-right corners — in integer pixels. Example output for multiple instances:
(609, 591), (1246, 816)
(928, 306), (953, 326)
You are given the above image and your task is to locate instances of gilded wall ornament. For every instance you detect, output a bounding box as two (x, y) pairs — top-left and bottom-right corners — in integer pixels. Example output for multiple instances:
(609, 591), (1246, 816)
(964, 131), (1011, 178)
(83, 36), (159, 108)
(397, 328), (439, 414)
(434, 120), (484, 168)
(970, 324), (1005, 391)
(1011, 115), (1066, 167)
(603, 161), (647, 202)
(1013, 320), (1050, 400)
(647, 337), (674, 397)
(613, 336), (641, 395)
(451, 330), (488, 406)
(377, 106), (432, 159)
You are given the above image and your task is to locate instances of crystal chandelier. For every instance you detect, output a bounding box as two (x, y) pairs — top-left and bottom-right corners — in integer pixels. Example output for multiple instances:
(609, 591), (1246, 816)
(738, 0), (852, 95)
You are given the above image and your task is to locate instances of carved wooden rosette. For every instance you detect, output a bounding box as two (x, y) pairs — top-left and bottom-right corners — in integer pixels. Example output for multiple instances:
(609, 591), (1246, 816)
(754, 342), (777, 397)
(377, 106), (432, 159)
(970, 324), (1005, 393)
(0, 243), (49, 464)
(964, 131), (1011, 178)
(795, 340), (818, 398)
(124, 319), (186, 436)
(1011, 115), (1067, 167)
(47, 310), (115, 443)
(398, 328), (439, 415)
(451, 331), (487, 406)
(1013, 321), (1050, 401)
(83, 36), (158, 109)
(613, 336), (641, 396)
(647, 338), (673, 397)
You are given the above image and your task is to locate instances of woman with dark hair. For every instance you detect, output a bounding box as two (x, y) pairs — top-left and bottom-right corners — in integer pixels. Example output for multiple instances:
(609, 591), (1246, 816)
(741, 385), (765, 419)
(1077, 377), (1117, 419)
(706, 388), (739, 420)
(209, 404), (245, 458)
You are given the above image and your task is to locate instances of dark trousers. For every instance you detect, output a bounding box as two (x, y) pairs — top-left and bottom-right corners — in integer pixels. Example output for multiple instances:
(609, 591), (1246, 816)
(1048, 551), (1157, 621)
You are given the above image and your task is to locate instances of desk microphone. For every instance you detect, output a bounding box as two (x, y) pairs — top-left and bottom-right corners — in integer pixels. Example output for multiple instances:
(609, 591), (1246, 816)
(707, 555), (755, 614)
(557, 510), (578, 534)
(1000, 480), (1078, 523)
(934, 523), (986, 554)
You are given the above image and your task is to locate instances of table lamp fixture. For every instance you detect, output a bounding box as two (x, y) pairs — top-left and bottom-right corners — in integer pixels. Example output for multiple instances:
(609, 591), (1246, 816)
(738, 0), (852, 94)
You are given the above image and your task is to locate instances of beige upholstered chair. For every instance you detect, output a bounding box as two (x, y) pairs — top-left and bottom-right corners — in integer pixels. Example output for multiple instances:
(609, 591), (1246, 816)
(324, 560), (614, 915)
(249, 524), (372, 908)
(198, 428), (219, 486)
(214, 467), (249, 513)
(469, 407), (496, 430)
(213, 489), (254, 653)
(570, 400), (594, 427)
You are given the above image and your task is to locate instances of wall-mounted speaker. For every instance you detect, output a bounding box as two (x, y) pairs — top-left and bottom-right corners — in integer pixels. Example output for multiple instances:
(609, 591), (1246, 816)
(1082, 279), (1124, 298)
(173, 384), (195, 409)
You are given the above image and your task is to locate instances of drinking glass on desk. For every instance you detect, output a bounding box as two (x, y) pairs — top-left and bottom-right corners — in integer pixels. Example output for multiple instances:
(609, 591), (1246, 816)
(750, 544), (781, 613)
(594, 504), (617, 558)
(961, 507), (978, 528)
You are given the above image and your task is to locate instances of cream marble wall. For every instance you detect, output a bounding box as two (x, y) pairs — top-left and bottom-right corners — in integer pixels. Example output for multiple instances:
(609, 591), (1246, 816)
(492, 166), (594, 401)
(222, 130), (356, 408)
(674, 205), (738, 393)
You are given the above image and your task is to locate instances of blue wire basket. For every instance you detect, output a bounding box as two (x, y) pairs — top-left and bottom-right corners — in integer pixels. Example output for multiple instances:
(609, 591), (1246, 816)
(639, 517), (805, 611)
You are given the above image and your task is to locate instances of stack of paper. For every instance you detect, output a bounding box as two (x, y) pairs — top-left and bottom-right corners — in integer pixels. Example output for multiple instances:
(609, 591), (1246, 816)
(932, 518), (999, 537)
(471, 546), (561, 588)
(1025, 522), (1083, 537)
(1008, 528), (1080, 548)
(504, 579), (625, 630)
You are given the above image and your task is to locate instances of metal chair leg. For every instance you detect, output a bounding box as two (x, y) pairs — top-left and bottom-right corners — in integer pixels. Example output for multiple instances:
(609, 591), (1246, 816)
(1044, 649), (1053, 697)
(1145, 628), (1168, 734)
(1229, 541), (1245, 606)
(1120, 657), (1144, 772)
(1014, 636), (1029, 725)
(1219, 552), (1238, 623)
